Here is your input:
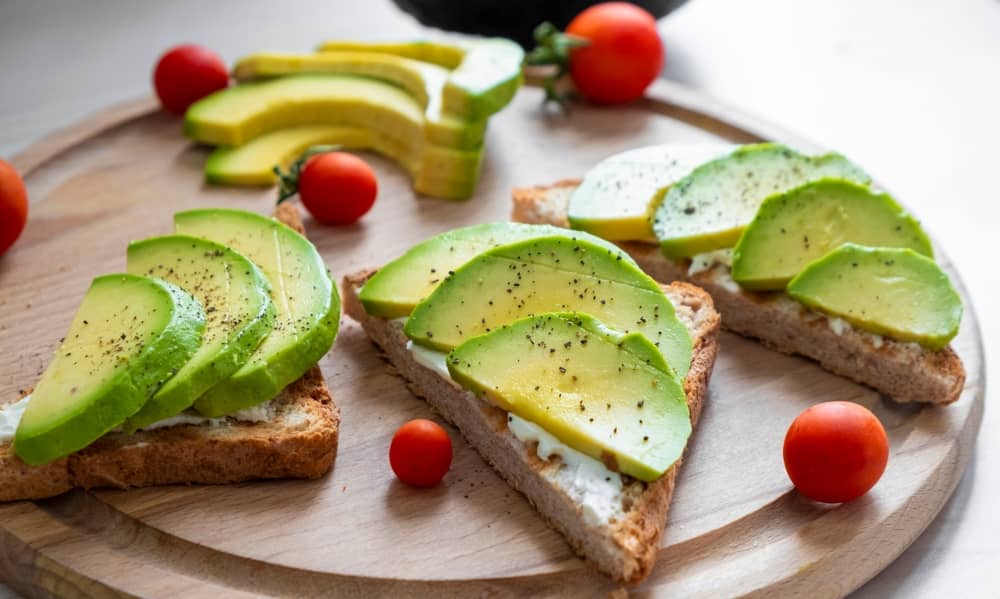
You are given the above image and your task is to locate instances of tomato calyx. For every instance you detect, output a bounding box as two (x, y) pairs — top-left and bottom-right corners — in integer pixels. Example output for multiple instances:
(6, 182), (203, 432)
(525, 21), (590, 108)
(274, 144), (343, 204)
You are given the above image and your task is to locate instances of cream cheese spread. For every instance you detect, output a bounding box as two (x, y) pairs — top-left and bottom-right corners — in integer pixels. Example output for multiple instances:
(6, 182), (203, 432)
(507, 413), (625, 526)
(405, 339), (451, 378)
(687, 248), (733, 276)
(827, 316), (849, 336)
(0, 395), (31, 443)
(0, 394), (278, 443)
(825, 315), (886, 347)
(136, 400), (276, 431)
(402, 334), (626, 526)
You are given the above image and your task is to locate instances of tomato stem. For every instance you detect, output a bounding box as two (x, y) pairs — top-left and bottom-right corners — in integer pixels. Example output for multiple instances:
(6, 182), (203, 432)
(525, 21), (589, 109)
(274, 145), (342, 204)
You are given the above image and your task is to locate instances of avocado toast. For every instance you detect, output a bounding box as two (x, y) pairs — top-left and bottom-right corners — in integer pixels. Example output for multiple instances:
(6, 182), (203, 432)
(343, 224), (721, 583)
(0, 203), (339, 502)
(511, 144), (965, 405)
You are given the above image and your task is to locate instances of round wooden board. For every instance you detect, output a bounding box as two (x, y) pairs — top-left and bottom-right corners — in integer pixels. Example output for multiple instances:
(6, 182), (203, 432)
(0, 82), (984, 598)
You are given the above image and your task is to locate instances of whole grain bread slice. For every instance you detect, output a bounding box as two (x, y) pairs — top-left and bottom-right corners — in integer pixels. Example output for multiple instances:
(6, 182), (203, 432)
(343, 270), (720, 584)
(511, 180), (966, 405)
(0, 203), (339, 502)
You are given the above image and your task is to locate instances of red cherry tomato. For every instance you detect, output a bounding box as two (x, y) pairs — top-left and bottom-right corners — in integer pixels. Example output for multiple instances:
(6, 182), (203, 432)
(0, 160), (28, 256)
(783, 401), (889, 503)
(565, 2), (664, 104)
(389, 419), (453, 487)
(298, 152), (378, 225)
(153, 45), (229, 115)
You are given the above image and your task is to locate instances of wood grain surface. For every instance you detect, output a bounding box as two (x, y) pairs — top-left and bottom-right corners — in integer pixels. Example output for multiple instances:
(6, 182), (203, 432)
(0, 81), (984, 598)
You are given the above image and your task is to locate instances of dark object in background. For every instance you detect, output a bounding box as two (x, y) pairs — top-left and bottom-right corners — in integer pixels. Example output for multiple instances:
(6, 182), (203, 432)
(392, 0), (686, 48)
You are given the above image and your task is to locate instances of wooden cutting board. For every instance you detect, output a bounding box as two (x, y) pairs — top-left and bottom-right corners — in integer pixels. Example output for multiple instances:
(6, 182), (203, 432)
(0, 82), (984, 598)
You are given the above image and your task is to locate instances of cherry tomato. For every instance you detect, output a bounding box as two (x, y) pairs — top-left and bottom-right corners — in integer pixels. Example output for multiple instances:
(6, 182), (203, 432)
(566, 2), (664, 104)
(153, 45), (229, 115)
(783, 401), (889, 503)
(0, 159), (28, 256)
(298, 152), (378, 225)
(389, 419), (453, 487)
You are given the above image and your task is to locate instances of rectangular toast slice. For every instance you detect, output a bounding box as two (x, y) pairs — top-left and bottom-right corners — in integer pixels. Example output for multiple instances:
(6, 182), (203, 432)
(343, 270), (721, 584)
(0, 203), (339, 502)
(512, 180), (965, 405)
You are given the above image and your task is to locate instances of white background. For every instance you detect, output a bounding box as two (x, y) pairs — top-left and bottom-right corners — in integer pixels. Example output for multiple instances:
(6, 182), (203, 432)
(0, 0), (997, 595)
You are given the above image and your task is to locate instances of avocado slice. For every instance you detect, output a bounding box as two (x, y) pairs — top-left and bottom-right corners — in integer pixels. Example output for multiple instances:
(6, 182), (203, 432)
(787, 244), (962, 349)
(204, 124), (483, 200)
(185, 74), (484, 151)
(652, 143), (872, 257)
(122, 235), (277, 431)
(568, 143), (731, 241)
(317, 40), (466, 69)
(731, 179), (934, 290)
(14, 275), (205, 465)
(441, 38), (524, 121)
(231, 51), (488, 152)
(447, 313), (691, 482)
(316, 39), (524, 120)
(404, 235), (693, 377)
(360, 222), (627, 318)
(174, 209), (340, 417)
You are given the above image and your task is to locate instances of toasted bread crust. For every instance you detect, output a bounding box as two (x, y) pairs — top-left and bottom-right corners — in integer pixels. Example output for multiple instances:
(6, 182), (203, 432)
(0, 205), (339, 502)
(342, 269), (720, 584)
(512, 180), (966, 405)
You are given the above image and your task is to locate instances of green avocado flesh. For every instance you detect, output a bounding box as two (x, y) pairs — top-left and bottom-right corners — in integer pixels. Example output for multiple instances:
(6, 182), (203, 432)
(315, 39), (524, 120)
(185, 74), (484, 150)
(360, 223), (629, 318)
(568, 143), (731, 241)
(652, 143), (872, 257)
(404, 235), (693, 377)
(731, 179), (934, 290)
(204, 124), (483, 200)
(231, 52), (487, 150)
(175, 209), (340, 416)
(14, 275), (205, 465)
(122, 235), (276, 430)
(787, 244), (962, 349)
(442, 39), (524, 121)
(447, 313), (691, 482)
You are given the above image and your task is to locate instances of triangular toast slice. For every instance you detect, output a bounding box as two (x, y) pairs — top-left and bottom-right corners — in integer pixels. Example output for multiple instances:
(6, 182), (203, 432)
(0, 204), (339, 502)
(512, 180), (965, 405)
(343, 269), (720, 584)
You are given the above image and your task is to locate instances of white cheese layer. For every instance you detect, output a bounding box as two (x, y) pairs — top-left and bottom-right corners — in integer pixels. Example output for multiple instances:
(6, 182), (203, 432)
(687, 249), (733, 276)
(0, 395), (31, 443)
(136, 401), (277, 431)
(0, 394), (279, 443)
(403, 335), (626, 526)
(507, 413), (625, 526)
(406, 339), (451, 378)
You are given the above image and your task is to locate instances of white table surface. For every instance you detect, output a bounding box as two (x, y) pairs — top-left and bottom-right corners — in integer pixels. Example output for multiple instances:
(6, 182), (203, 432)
(0, 0), (996, 596)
